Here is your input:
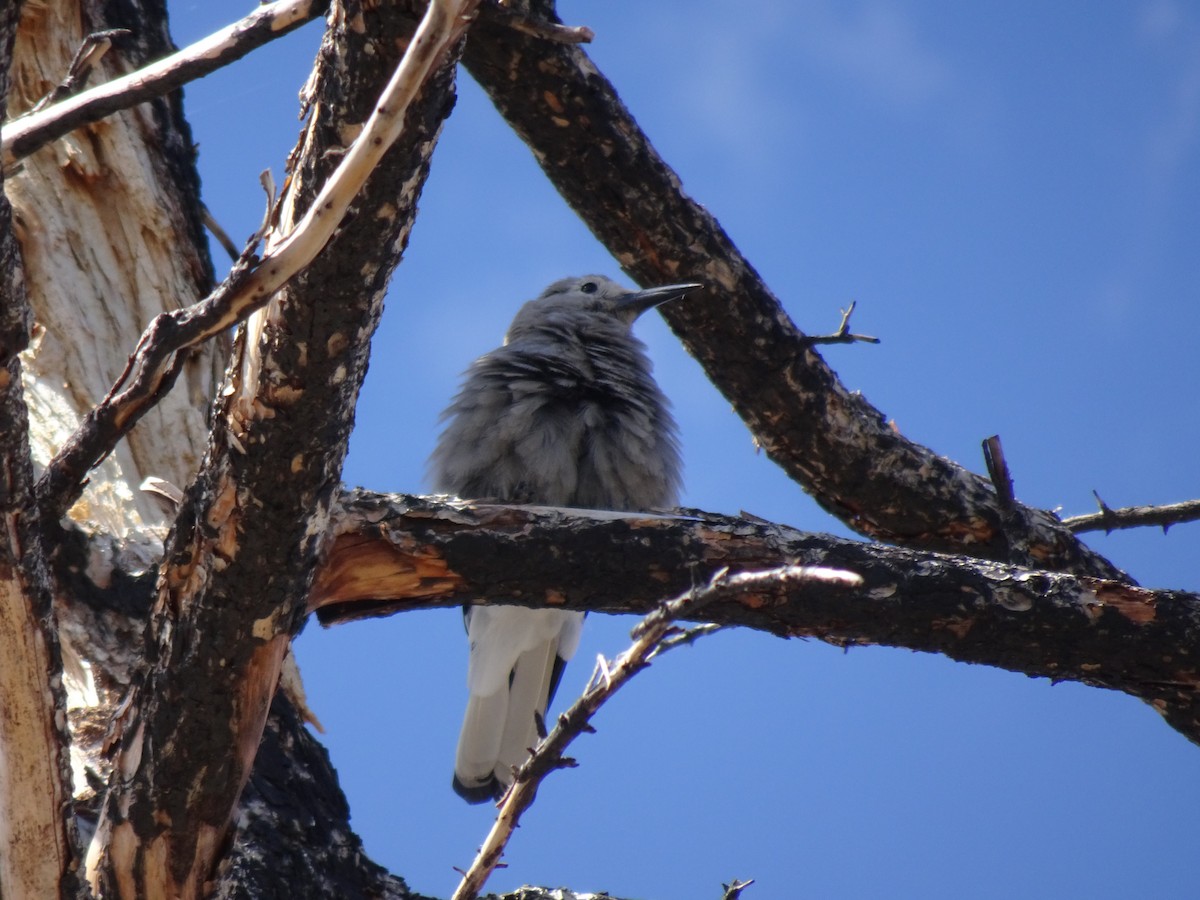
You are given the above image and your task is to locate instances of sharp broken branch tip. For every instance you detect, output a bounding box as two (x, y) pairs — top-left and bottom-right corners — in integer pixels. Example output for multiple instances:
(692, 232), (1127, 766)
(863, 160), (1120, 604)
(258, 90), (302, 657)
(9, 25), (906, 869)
(982, 434), (1015, 508)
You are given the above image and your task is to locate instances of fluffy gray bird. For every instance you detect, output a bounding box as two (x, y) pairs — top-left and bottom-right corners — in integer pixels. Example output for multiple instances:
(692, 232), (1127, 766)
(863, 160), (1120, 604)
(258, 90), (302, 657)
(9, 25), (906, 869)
(431, 274), (699, 803)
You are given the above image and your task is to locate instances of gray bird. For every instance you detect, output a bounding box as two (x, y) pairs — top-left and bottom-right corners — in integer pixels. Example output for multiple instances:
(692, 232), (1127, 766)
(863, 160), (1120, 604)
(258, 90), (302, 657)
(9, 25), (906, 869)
(431, 274), (699, 803)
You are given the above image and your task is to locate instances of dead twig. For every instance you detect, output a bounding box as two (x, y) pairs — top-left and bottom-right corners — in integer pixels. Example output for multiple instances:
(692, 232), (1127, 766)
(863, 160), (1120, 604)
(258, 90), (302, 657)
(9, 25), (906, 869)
(801, 301), (880, 346)
(1063, 494), (1200, 535)
(982, 434), (1014, 509)
(30, 28), (131, 112)
(201, 205), (241, 263)
(486, 1), (594, 43)
(450, 565), (862, 900)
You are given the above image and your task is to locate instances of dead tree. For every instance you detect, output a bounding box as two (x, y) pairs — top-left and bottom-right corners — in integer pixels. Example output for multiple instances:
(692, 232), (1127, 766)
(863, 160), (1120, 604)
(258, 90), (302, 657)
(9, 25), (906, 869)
(1, 1), (1195, 898)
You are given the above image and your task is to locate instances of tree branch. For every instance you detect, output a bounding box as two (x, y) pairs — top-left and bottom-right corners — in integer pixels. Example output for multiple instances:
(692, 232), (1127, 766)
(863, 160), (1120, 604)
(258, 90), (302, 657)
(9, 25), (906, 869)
(453, 568), (837, 899)
(483, 3), (594, 44)
(34, 0), (472, 522)
(456, 0), (1125, 581)
(2, 0), (326, 168)
(87, 2), (478, 896)
(1063, 494), (1200, 535)
(313, 491), (1200, 747)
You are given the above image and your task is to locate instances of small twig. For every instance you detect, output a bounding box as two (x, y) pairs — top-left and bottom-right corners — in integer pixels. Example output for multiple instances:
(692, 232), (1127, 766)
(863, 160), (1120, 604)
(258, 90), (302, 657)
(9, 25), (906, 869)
(3, 0), (325, 168)
(1063, 495), (1200, 535)
(801, 301), (880, 346)
(648, 622), (725, 659)
(450, 565), (861, 900)
(486, 2), (594, 43)
(34, 0), (481, 521)
(31, 29), (131, 112)
(201, 205), (240, 263)
(723, 878), (756, 900)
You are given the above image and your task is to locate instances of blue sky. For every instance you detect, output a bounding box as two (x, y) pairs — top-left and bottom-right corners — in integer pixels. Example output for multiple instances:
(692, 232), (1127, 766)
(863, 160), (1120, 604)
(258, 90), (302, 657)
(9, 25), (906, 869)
(171, 2), (1200, 897)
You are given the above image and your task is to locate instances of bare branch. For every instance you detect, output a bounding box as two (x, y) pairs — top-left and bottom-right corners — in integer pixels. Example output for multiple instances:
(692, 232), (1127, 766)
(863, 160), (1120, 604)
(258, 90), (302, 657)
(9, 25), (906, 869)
(1063, 494), (1200, 534)
(452, 567), (836, 899)
(2, 0), (325, 168)
(649, 621), (725, 657)
(35, 0), (478, 522)
(314, 491), (1200, 746)
(202, 205), (241, 263)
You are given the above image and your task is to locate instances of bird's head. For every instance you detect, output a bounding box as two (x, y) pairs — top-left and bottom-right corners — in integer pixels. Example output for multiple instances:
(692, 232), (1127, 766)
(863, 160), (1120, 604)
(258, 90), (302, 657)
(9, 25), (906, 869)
(506, 275), (703, 342)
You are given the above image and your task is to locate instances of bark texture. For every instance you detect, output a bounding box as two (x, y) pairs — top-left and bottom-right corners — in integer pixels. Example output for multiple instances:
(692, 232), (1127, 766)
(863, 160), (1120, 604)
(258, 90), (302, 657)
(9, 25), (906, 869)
(0, 4), (82, 895)
(9, 0), (221, 534)
(313, 491), (1200, 745)
(89, 2), (464, 895)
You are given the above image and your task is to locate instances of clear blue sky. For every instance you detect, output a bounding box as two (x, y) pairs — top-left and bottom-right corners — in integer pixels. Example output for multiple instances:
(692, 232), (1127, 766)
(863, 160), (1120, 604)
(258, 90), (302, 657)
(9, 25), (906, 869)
(173, 2), (1200, 897)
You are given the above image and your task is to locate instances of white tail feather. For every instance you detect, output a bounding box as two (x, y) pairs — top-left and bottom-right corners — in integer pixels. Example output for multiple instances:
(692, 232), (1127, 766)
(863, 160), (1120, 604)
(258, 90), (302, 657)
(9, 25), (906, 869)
(454, 689), (509, 792)
(491, 639), (558, 786)
(454, 607), (581, 800)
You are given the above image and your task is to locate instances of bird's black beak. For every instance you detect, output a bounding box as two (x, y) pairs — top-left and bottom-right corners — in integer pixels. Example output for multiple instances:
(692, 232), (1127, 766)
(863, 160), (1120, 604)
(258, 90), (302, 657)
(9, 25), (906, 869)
(617, 282), (704, 320)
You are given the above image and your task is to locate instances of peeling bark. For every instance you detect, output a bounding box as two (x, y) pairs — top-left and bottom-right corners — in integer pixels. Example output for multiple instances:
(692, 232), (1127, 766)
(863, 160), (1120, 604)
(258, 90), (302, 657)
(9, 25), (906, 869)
(50, 526), (436, 900)
(9, 0), (221, 534)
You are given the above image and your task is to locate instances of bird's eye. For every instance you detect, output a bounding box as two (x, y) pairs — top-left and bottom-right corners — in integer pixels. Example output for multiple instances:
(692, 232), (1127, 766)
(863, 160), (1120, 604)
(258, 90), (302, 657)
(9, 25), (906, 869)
(579, 281), (598, 294)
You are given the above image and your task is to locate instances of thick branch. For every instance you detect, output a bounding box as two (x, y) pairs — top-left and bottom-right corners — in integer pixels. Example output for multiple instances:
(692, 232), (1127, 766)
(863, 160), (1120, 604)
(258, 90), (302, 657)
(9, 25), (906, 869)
(314, 491), (1200, 746)
(88, 2), (476, 896)
(2, 0), (325, 167)
(457, 1), (1123, 580)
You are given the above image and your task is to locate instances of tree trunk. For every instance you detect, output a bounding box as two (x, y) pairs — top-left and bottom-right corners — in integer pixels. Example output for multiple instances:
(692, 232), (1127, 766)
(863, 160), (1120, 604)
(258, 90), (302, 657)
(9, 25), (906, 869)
(10, 0), (220, 535)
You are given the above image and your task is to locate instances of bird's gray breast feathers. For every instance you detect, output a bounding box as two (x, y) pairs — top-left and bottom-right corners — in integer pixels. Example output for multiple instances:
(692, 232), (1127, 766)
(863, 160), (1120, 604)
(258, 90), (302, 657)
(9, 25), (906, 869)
(432, 327), (680, 510)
